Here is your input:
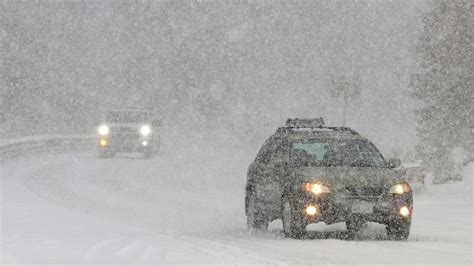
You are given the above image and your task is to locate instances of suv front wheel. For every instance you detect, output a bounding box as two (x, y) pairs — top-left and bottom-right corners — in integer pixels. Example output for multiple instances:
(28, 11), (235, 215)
(281, 195), (306, 239)
(246, 196), (269, 230)
(386, 219), (410, 240)
(346, 217), (367, 237)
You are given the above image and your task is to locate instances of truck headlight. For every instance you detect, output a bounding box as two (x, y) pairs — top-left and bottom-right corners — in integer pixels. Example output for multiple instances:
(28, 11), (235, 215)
(140, 125), (151, 136)
(305, 183), (331, 195)
(98, 125), (110, 136)
(389, 183), (410, 194)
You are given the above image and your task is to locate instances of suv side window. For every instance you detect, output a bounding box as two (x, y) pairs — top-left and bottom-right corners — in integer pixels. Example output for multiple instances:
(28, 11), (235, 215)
(255, 136), (279, 163)
(269, 139), (288, 163)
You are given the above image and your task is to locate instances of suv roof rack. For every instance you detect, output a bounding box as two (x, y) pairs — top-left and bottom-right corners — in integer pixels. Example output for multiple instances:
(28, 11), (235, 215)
(325, 126), (360, 135)
(286, 118), (325, 128)
(282, 118), (360, 136)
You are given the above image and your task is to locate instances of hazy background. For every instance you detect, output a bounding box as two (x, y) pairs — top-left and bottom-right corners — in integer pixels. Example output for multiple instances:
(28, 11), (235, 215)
(1, 0), (426, 157)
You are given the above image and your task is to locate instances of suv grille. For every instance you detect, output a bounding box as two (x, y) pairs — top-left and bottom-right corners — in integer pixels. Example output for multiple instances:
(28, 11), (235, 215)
(343, 186), (383, 197)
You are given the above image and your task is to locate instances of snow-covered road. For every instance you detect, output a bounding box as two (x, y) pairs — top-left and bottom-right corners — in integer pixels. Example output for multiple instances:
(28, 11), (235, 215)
(1, 150), (472, 264)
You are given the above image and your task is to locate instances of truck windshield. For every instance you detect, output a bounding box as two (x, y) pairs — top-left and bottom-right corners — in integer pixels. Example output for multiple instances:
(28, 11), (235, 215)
(107, 111), (149, 123)
(291, 140), (386, 168)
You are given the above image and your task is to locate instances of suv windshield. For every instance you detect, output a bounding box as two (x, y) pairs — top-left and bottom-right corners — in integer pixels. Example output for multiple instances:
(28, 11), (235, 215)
(107, 111), (149, 123)
(291, 139), (386, 168)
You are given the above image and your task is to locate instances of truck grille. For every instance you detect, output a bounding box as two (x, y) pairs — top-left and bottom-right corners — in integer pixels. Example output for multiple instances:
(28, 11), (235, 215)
(112, 127), (136, 135)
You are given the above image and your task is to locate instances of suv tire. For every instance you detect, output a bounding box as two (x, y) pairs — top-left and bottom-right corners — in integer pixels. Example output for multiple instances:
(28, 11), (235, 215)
(281, 195), (306, 239)
(386, 220), (410, 240)
(246, 196), (269, 230)
(346, 218), (367, 238)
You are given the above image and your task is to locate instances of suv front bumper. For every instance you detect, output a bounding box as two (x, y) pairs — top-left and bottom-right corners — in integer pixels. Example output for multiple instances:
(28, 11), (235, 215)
(293, 191), (413, 225)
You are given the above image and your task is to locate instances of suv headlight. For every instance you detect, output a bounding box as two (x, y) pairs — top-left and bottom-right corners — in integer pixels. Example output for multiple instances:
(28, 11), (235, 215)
(98, 125), (110, 136)
(389, 183), (410, 194)
(140, 125), (151, 136)
(305, 183), (331, 195)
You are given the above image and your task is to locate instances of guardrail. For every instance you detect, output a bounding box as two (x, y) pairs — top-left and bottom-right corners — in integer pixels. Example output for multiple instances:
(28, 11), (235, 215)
(0, 135), (95, 162)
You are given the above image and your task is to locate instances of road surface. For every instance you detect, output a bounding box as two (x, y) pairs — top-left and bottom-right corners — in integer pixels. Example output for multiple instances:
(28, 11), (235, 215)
(1, 150), (472, 264)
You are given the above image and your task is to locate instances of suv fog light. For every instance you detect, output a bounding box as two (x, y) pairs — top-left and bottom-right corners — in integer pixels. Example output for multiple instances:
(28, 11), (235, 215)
(305, 205), (318, 216)
(141, 141), (148, 146)
(99, 139), (108, 147)
(400, 206), (410, 217)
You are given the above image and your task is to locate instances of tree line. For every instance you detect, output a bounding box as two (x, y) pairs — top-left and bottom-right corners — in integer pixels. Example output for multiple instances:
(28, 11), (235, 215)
(410, 0), (473, 183)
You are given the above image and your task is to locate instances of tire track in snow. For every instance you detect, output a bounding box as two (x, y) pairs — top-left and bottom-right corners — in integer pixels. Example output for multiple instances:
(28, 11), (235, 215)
(3, 153), (472, 264)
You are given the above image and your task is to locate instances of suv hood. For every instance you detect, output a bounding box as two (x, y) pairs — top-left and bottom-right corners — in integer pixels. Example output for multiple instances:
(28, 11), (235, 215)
(293, 166), (404, 191)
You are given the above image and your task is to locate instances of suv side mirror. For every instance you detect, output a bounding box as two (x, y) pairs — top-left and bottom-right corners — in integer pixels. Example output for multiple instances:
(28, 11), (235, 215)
(387, 158), (401, 168)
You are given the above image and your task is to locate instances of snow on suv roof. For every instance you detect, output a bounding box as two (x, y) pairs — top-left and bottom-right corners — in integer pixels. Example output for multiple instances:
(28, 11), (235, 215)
(276, 122), (366, 141)
(285, 129), (366, 141)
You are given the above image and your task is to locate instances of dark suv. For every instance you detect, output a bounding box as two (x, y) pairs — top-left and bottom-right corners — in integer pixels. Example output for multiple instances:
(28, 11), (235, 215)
(245, 118), (412, 239)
